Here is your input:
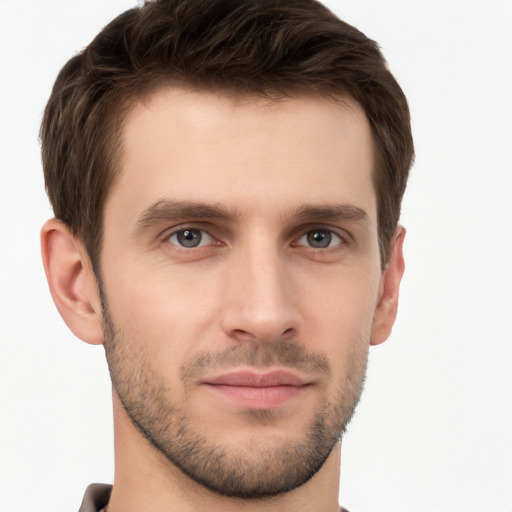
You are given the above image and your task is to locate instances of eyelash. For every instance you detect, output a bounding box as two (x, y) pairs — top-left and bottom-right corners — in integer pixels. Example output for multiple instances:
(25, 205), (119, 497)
(163, 226), (347, 250)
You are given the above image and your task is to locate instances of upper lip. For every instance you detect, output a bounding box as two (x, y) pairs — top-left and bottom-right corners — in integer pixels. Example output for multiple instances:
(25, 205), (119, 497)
(201, 369), (310, 387)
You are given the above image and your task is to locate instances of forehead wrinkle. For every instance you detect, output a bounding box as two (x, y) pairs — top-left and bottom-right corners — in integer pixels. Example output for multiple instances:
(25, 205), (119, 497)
(134, 198), (239, 232)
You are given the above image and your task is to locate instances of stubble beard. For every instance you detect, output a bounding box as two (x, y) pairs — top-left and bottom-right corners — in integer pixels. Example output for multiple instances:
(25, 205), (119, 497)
(101, 293), (369, 499)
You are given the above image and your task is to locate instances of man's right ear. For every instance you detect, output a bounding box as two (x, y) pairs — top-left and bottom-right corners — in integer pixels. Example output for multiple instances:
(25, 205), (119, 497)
(41, 218), (104, 345)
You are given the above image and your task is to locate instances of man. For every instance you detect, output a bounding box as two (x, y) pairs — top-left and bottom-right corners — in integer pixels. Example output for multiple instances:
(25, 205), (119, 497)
(40, 0), (414, 510)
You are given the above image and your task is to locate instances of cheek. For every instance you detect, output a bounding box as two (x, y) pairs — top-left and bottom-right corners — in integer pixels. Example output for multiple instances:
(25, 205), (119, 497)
(299, 266), (379, 365)
(102, 259), (225, 360)
(300, 262), (380, 324)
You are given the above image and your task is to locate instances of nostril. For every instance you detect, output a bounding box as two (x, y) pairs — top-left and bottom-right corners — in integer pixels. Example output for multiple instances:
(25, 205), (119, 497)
(232, 329), (253, 341)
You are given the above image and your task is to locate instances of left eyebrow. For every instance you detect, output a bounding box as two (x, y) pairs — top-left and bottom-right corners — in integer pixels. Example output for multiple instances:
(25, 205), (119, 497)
(290, 204), (371, 225)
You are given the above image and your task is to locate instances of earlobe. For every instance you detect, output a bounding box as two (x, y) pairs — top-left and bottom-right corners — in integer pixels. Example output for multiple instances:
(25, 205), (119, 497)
(370, 226), (406, 346)
(41, 218), (104, 345)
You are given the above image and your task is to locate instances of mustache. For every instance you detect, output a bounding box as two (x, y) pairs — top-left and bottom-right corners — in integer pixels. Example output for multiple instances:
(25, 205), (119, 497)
(181, 339), (331, 382)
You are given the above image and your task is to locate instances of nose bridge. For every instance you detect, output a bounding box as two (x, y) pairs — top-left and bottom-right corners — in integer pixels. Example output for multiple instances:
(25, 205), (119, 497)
(221, 235), (299, 342)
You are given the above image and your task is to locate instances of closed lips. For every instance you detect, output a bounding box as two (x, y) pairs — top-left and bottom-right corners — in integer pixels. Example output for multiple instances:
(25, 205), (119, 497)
(201, 370), (310, 387)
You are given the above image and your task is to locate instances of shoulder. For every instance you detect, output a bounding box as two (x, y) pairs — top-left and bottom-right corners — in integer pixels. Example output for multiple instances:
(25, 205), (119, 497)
(78, 483), (112, 512)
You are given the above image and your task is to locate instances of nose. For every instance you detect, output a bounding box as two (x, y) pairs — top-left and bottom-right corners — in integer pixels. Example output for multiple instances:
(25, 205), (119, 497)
(219, 242), (301, 344)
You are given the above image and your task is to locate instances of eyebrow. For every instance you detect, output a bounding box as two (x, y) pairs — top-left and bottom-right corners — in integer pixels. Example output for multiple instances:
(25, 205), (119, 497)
(134, 199), (370, 232)
(291, 204), (370, 224)
(135, 199), (237, 230)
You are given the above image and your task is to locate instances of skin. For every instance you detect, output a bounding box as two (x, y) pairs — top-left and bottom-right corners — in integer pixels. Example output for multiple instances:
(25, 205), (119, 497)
(41, 88), (405, 512)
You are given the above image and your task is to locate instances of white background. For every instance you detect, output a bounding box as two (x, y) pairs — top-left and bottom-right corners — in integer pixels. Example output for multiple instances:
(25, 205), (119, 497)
(0, 1), (511, 511)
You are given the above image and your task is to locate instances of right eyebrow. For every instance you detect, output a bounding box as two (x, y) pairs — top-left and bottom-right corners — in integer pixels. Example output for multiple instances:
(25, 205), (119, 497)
(134, 199), (238, 231)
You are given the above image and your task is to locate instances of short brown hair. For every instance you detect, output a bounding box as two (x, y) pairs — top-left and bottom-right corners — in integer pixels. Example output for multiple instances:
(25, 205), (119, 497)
(41, 0), (414, 272)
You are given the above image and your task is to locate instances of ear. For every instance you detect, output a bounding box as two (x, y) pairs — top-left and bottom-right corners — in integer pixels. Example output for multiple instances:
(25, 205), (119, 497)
(370, 226), (406, 346)
(41, 218), (104, 345)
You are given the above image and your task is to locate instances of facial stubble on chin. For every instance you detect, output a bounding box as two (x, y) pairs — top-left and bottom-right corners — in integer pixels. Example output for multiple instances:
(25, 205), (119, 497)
(99, 284), (369, 499)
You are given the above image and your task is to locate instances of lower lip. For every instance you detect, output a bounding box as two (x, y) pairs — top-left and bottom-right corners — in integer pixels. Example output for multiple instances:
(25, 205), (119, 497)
(203, 384), (308, 409)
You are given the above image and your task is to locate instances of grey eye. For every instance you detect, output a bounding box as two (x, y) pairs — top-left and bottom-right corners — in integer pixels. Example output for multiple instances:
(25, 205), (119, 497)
(168, 229), (212, 248)
(298, 229), (342, 249)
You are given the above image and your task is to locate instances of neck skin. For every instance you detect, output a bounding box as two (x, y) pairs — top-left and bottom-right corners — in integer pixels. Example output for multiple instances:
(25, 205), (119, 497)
(107, 393), (342, 512)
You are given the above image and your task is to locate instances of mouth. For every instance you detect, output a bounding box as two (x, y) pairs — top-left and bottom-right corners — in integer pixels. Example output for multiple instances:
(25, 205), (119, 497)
(200, 369), (312, 410)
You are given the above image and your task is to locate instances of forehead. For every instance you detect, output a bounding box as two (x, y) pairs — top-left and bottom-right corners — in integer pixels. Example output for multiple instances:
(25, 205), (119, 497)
(107, 87), (376, 223)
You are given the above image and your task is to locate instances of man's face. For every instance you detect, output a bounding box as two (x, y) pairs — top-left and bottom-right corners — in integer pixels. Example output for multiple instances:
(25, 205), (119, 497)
(99, 88), (383, 497)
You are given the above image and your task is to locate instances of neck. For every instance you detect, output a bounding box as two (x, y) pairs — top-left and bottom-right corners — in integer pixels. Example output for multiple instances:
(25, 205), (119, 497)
(107, 396), (342, 512)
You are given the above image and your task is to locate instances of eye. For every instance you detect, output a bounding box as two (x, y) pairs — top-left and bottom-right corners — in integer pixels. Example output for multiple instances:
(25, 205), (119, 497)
(297, 229), (343, 249)
(167, 228), (214, 248)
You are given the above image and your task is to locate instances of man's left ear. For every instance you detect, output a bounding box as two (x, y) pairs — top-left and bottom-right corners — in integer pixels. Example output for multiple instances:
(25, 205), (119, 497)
(370, 226), (406, 346)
